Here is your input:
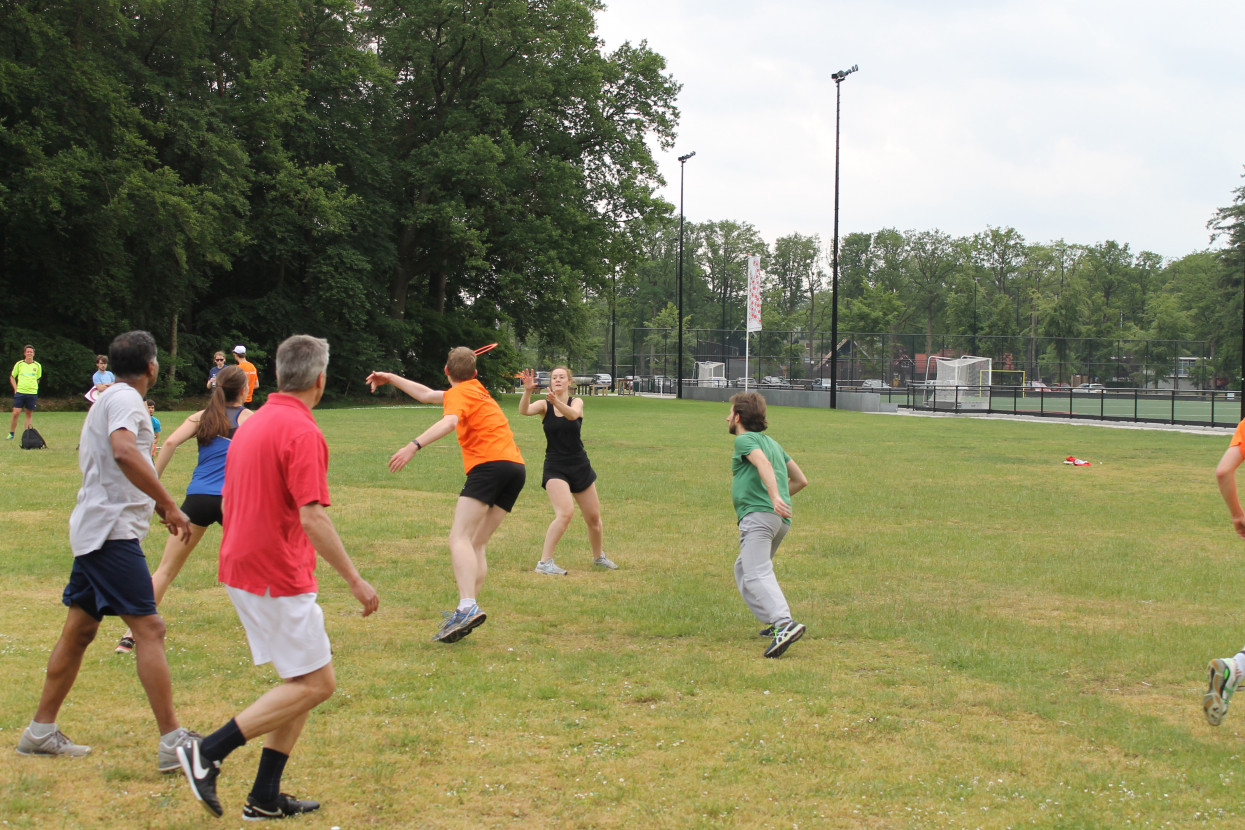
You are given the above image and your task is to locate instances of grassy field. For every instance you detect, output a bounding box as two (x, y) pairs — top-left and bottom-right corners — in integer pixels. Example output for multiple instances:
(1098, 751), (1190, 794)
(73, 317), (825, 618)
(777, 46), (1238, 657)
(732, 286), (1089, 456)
(0, 396), (1242, 828)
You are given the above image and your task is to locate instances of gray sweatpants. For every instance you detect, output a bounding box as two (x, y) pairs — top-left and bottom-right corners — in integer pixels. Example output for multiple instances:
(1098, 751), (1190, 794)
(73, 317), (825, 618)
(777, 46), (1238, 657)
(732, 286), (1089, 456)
(734, 511), (792, 626)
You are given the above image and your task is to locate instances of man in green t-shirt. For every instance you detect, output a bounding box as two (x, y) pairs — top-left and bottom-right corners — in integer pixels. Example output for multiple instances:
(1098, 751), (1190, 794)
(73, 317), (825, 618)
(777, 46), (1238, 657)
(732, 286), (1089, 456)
(9, 345), (42, 440)
(728, 391), (809, 658)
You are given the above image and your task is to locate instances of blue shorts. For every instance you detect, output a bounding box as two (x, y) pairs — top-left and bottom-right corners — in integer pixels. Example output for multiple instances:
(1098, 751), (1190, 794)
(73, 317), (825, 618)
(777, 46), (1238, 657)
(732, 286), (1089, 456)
(460, 460), (526, 512)
(13, 392), (37, 411)
(62, 539), (156, 621)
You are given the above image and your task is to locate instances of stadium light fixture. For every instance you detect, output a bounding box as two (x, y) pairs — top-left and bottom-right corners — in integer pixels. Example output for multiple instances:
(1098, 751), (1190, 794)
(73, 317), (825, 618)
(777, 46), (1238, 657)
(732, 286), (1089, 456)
(829, 65), (857, 410)
(677, 151), (696, 399)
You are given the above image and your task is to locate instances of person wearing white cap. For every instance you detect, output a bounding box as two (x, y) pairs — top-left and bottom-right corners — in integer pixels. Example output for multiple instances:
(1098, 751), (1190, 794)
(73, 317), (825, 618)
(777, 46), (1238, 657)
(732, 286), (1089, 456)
(232, 345), (259, 406)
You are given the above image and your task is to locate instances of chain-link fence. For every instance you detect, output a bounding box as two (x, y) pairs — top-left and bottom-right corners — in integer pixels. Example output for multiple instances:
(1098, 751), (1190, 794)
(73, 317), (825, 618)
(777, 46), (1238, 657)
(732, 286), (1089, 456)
(608, 330), (1214, 392)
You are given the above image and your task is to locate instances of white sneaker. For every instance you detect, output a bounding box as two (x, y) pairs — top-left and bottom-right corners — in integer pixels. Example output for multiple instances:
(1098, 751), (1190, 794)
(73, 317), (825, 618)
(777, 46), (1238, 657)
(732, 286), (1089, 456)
(1205, 657), (1241, 726)
(16, 727), (91, 757)
(593, 554), (618, 570)
(535, 559), (567, 575)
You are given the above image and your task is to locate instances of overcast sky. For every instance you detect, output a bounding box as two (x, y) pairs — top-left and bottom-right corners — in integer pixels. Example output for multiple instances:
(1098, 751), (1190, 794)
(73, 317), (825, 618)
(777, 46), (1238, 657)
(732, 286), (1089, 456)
(594, 0), (1245, 260)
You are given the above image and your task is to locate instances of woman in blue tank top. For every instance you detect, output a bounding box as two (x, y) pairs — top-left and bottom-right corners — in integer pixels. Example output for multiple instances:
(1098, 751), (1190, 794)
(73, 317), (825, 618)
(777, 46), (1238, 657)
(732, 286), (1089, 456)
(114, 366), (252, 654)
(518, 366), (618, 575)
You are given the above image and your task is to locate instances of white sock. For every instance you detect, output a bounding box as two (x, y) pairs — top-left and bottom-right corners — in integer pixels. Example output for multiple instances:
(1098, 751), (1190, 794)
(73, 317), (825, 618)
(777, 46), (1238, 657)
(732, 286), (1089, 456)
(457, 598), (476, 613)
(28, 721), (56, 738)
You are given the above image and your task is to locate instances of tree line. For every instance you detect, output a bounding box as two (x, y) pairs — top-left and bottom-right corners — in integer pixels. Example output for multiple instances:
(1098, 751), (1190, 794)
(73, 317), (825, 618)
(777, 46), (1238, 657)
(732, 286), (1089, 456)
(590, 185), (1245, 386)
(0, 0), (678, 398)
(4, 3), (1243, 398)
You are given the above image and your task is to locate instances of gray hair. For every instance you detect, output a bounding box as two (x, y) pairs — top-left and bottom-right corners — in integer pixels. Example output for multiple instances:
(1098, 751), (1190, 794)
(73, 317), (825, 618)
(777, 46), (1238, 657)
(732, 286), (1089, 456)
(276, 335), (329, 391)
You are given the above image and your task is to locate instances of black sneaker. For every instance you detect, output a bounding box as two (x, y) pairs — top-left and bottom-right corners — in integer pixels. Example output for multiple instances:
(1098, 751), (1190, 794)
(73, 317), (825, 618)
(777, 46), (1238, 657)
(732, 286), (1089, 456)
(242, 792), (321, 820)
(177, 739), (222, 817)
(763, 621), (806, 658)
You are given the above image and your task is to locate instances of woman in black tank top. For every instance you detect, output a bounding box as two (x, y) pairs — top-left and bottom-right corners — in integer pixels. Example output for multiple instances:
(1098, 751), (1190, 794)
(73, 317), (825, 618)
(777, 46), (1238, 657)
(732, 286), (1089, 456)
(518, 367), (618, 575)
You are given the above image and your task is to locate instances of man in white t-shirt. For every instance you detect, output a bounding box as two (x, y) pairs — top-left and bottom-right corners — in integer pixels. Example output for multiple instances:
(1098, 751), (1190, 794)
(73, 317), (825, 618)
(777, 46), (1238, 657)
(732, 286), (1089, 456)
(16, 331), (197, 775)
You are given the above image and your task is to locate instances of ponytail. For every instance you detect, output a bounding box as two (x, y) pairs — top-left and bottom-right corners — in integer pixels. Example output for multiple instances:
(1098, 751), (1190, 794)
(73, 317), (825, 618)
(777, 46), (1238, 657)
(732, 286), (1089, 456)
(196, 366), (246, 445)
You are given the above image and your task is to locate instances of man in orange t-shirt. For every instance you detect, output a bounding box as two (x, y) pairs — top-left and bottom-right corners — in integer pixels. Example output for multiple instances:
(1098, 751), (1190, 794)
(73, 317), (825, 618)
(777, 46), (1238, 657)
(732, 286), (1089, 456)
(232, 345), (259, 405)
(366, 347), (525, 643)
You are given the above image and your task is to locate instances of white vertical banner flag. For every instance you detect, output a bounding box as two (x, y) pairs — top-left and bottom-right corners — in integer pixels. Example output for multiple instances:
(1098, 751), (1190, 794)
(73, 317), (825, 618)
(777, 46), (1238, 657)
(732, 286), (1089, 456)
(746, 255), (762, 332)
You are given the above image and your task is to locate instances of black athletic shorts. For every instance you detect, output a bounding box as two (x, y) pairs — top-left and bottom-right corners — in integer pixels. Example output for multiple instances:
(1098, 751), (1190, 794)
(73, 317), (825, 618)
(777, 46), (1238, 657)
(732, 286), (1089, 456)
(12, 392), (37, 411)
(62, 538), (156, 621)
(542, 456), (598, 494)
(460, 460), (526, 512)
(181, 493), (223, 527)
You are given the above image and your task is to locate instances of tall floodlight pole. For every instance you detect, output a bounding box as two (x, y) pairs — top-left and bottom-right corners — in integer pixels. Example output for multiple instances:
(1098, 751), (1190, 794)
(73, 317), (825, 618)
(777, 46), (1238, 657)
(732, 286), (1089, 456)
(677, 151), (696, 399)
(829, 65), (857, 410)
(611, 266), (617, 388)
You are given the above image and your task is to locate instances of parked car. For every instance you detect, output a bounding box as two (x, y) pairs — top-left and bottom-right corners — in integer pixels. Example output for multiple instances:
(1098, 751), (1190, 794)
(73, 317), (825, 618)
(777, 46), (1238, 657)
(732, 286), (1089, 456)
(809, 378), (833, 391)
(733, 377), (752, 387)
(592, 373), (612, 388)
(1025, 381), (1050, 392)
(535, 371), (551, 389)
(1074, 383), (1106, 393)
(861, 379), (885, 390)
(761, 376), (785, 386)
(1050, 382), (1071, 390)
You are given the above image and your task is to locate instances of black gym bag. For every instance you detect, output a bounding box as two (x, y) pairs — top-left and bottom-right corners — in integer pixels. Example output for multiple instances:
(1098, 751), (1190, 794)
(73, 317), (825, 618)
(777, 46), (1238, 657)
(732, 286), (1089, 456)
(20, 427), (47, 449)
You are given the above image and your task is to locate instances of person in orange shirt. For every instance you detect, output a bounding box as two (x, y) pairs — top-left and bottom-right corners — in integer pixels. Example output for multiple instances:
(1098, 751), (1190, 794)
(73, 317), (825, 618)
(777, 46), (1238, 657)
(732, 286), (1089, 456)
(366, 347), (525, 643)
(232, 345), (259, 406)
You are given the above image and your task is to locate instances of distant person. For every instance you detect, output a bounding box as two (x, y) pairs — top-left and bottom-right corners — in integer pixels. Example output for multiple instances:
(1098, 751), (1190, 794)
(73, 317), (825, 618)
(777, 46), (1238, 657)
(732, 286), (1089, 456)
(232, 345), (259, 406)
(115, 369), (253, 655)
(366, 347), (525, 643)
(1204, 417), (1245, 725)
(93, 355), (115, 394)
(517, 366), (617, 575)
(9, 344), (41, 440)
(146, 400), (161, 460)
(726, 391), (809, 659)
(206, 351), (227, 390)
(15, 331), (198, 774)
(177, 335), (377, 820)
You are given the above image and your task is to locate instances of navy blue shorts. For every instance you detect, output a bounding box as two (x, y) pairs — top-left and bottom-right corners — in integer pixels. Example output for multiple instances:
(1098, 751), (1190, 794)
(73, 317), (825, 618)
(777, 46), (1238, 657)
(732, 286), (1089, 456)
(12, 392), (37, 411)
(460, 460), (526, 512)
(62, 539), (156, 621)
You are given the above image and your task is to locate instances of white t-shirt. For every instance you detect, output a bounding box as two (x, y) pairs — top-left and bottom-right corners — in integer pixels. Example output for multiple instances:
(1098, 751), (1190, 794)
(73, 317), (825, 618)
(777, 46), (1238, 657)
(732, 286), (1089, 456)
(69, 382), (156, 556)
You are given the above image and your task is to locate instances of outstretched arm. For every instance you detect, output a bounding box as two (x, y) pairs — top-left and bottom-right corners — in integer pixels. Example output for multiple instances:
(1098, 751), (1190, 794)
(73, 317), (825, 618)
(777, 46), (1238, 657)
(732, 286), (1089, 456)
(1217, 445), (1245, 539)
(745, 447), (791, 519)
(388, 413), (459, 473)
(518, 369), (545, 416)
(153, 413), (201, 478)
(366, 371), (445, 405)
(300, 503), (378, 616)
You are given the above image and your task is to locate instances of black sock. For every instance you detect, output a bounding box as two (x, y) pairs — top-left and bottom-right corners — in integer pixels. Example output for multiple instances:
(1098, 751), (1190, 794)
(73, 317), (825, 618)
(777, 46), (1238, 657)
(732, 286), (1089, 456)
(200, 718), (247, 765)
(249, 747), (290, 805)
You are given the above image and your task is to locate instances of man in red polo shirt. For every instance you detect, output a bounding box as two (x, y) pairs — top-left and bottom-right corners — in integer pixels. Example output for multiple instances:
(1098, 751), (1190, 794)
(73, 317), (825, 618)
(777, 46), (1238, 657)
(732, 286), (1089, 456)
(177, 335), (378, 820)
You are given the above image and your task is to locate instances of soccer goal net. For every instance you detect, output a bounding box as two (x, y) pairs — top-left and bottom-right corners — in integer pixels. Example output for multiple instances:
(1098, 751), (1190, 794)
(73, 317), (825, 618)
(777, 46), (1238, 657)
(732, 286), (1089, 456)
(923, 355), (992, 411)
(696, 361), (727, 387)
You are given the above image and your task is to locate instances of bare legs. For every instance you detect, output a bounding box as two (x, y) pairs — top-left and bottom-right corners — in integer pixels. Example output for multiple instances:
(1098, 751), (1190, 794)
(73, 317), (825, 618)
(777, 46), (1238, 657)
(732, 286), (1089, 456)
(10, 406), (32, 435)
(122, 523), (209, 641)
(449, 496), (509, 600)
(34, 605), (180, 735)
(540, 480), (605, 562)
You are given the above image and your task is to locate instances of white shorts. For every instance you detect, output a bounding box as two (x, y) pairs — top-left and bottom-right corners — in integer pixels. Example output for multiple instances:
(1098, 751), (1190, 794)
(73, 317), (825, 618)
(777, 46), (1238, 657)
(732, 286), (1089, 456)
(226, 587), (332, 679)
